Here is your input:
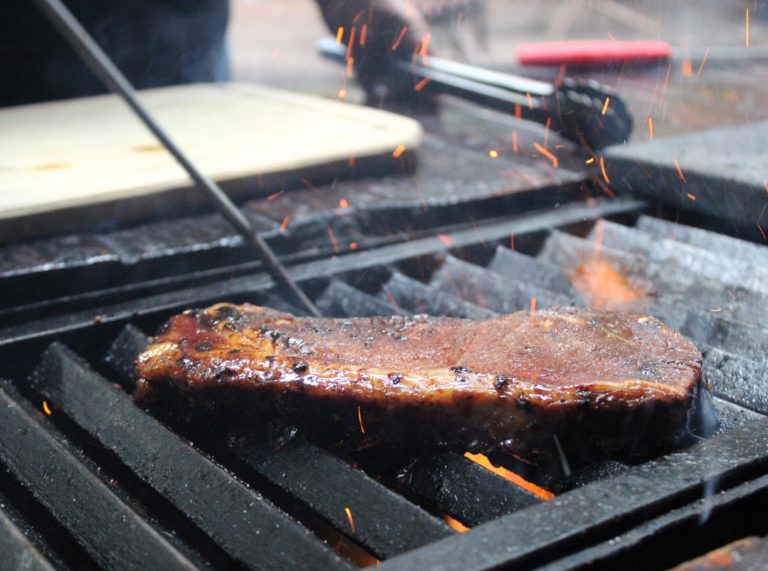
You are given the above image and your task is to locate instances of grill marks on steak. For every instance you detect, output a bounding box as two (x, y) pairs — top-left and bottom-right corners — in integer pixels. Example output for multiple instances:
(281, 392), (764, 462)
(135, 303), (703, 459)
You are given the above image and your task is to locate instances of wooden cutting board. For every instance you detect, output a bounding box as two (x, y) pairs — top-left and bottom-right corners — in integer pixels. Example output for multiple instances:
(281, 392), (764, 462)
(0, 83), (422, 242)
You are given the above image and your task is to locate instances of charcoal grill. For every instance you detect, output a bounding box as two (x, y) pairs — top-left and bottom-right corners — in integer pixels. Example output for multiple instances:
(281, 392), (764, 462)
(2, 136), (768, 571)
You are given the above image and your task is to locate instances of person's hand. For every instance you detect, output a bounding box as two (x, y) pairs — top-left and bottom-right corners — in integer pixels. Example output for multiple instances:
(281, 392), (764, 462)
(315, 0), (437, 110)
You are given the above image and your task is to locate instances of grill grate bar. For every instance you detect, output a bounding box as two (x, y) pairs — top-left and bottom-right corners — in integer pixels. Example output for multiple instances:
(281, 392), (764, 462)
(0, 506), (56, 571)
(635, 216), (768, 268)
(31, 344), (350, 571)
(232, 438), (453, 558)
(378, 417), (768, 571)
(379, 271), (496, 319)
(487, 246), (576, 297)
(398, 452), (542, 527)
(536, 472), (768, 570)
(429, 255), (572, 313)
(0, 381), (198, 570)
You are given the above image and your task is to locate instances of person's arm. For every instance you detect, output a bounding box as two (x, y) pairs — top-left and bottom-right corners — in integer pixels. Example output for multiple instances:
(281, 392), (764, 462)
(314, 0), (435, 108)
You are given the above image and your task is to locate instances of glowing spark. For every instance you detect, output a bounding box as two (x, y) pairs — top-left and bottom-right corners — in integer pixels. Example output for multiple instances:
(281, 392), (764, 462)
(601, 97), (611, 116)
(686, 193), (697, 201)
(349, 241), (358, 250)
(335, 27), (344, 44)
(359, 23), (368, 46)
(327, 227), (340, 253)
(530, 297), (537, 317)
(357, 405), (365, 434)
(526, 92), (533, 109)
(339, 198), (349, 209)
(414, 77), (431, 92)
(514, 103), (522, 119)
(436, 233), (454, 246)
(346, 27), (357, 59)
(346, 56), (354, 77)
(391, 26), (408, 51)
(585, 157), (595, 164)
(279, 216), (290, 233)
(345, 507), (356, 533)
(267, 190), (284, 201)
(681, 57), (692, 78)
(599, 156), (611, 184)
(544, 117), (551, 148)
(464, 453), (555, 500)
(488, 149), (499, 159)
(338, 88), (347, 98)
(533, 143), (558, 169)
(392, 145), (407, 158)
(673, 159), (687, 183)
(510, 234), (515, 251)
(418, 33), (431, 64)
(444, 515), (469, 533)
(758, 224), (767, 241)
(42, 400), (52, 415)
(746, 8), (750, 48)
(696, 48), (710, 75)
(647, 116), (654, 141)
(512, 130), (519, 153)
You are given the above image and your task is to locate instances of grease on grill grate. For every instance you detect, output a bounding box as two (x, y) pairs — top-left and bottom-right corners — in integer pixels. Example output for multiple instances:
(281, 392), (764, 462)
(1, 212), (768, 569)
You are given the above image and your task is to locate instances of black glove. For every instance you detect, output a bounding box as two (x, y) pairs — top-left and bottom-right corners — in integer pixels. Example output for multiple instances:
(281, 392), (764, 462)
(315, 0), (437, 110)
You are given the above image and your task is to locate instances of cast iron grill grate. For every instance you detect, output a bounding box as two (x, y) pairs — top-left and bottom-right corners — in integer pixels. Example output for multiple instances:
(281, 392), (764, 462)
(1, 200), (767, 570)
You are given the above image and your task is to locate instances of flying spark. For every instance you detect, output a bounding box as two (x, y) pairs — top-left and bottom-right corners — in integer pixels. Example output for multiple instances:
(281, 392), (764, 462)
(345, 507), (356, 533)
(746, 8), (750, 47)
(673, 159), (687, 183)
(42, 400), (52, 415)
(357, 405), (366, 434)
(533, 143), (558, 168)
(391, 26), (408, 50)
(392, 145), (407, 158)
(488, 149), (499, 158)
(279, 216), (290, 233)
(336, 26), (344, 44)
(647, 116), (654, 140)
(599, 156), (611, 184)
(601, 97), (611, 116)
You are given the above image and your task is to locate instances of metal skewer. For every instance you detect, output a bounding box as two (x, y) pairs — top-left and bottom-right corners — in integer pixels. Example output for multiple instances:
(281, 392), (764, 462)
(33, 0), (322, 317)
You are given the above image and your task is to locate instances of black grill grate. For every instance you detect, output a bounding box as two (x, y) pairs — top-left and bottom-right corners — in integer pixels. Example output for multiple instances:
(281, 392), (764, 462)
(1, 198), (767, 569)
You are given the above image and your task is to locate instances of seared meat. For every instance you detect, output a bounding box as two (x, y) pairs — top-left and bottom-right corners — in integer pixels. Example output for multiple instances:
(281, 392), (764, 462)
(136, 303), (704, 459)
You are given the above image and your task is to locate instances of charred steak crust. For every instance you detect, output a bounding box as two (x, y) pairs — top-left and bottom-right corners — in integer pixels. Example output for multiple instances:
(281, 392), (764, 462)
(135, 304), (703, 459)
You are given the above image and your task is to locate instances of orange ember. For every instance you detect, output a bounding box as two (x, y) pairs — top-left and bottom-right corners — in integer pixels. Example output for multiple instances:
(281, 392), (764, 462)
(570, 257), (645, 309)
(344, 507), (356, 533)
(392, 144), (407, 158)
(42, 400), (52, 415)
(534, 143), (558, 169)
(464, 452), (555, 501)
(443, 515), (470, 533)
(357, 405), (366, 434)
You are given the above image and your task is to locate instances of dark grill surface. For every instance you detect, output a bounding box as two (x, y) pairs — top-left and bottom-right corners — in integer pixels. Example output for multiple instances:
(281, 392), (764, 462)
(1, 198), (768, 570)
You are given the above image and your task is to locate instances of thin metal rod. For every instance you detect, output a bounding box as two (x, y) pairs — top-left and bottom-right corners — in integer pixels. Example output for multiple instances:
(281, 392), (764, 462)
(33, 0), (321, 317)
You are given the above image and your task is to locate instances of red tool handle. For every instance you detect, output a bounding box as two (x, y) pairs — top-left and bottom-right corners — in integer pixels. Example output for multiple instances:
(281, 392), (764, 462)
(517, 40), (672, 66)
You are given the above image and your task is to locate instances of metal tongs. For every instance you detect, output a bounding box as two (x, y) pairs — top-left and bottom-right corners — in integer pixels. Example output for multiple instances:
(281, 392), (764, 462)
(318, 37), (633, 150)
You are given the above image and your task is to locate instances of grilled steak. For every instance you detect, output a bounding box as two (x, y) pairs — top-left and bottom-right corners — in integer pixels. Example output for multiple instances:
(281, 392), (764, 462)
(136, 303), (704, 460)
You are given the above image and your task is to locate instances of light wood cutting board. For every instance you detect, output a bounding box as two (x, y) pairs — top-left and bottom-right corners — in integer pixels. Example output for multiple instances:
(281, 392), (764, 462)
(0, 83), (422, 243)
